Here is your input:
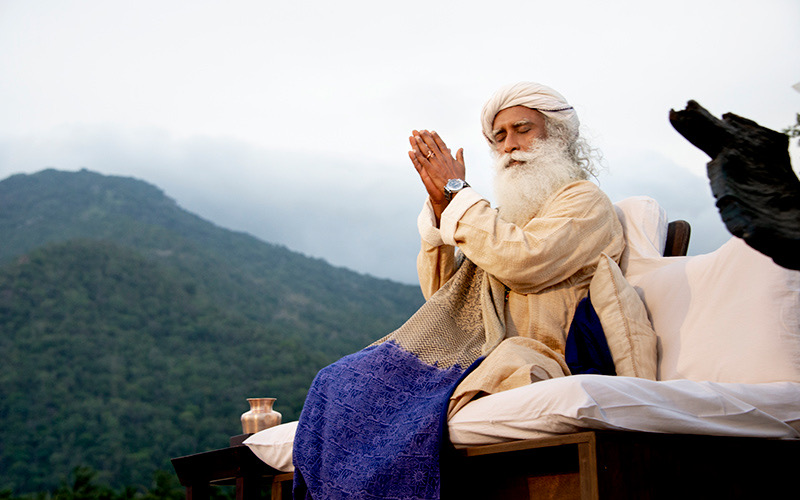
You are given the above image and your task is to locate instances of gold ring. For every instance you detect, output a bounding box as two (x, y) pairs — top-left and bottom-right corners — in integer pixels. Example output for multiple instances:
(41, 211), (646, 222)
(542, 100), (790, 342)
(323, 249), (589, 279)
(426, 151), (434, 159)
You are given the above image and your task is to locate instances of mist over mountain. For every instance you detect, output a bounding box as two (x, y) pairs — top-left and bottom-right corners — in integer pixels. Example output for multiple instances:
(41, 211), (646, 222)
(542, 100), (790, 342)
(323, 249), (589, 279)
(0, 169), (424, 494)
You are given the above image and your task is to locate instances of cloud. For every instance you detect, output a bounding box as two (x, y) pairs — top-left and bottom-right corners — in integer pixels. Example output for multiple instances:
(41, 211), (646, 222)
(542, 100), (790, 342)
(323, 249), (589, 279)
(0, 121), (742, 286)
(600, 149), (732, 255)
(2, 0), (798, 282)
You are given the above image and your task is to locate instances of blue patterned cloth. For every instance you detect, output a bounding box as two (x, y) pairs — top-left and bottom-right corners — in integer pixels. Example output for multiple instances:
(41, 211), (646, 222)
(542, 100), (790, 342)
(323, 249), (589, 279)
(292, 260), (489, 499)
(293, 341), (475, 499)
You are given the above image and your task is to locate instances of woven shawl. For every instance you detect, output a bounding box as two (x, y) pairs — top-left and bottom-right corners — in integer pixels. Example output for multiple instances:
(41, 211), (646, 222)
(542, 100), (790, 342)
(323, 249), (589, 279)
(292, 258), (504, 499)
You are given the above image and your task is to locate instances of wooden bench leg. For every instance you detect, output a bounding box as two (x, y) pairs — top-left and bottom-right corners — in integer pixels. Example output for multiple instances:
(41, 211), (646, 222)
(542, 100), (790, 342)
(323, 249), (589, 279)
(236, 476), (266, 500)
(577, 438), (598, 500)
(185, 483), (210, 500)
(272, 473), (294, 500)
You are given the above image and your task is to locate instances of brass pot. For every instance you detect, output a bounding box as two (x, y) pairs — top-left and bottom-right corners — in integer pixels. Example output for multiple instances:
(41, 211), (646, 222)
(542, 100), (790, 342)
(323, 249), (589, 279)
(240, 397), (282, 434)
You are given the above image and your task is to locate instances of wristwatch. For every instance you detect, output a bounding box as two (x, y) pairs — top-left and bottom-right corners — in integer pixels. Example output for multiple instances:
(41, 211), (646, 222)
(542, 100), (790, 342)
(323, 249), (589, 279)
(444, 178), (470, 201)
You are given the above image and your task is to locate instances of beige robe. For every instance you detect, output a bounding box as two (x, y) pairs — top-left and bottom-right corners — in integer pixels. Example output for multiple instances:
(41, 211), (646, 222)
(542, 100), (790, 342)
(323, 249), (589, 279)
(416, 180), (625, 415)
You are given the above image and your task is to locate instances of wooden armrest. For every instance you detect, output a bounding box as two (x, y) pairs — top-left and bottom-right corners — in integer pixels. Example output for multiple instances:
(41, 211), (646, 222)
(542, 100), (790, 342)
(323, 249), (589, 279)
(664, 220), (691, 256)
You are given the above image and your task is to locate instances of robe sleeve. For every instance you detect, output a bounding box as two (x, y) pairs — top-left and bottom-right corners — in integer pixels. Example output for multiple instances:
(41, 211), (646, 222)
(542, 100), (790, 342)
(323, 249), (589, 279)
(438, 181), (621, 295)
(415, 197), (459, 300)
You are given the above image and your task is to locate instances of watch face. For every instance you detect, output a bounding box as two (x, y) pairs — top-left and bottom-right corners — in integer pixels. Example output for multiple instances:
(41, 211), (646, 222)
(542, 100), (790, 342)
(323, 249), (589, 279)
(446, 179), (464, 191)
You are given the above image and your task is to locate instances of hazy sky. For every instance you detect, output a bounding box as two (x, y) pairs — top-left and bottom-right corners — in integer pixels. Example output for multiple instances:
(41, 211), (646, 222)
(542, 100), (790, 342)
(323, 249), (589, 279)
(1, 0), (798, 284)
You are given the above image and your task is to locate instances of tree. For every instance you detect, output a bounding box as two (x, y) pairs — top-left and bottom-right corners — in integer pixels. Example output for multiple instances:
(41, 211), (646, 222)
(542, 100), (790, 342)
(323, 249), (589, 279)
(783, 113), (800, 147)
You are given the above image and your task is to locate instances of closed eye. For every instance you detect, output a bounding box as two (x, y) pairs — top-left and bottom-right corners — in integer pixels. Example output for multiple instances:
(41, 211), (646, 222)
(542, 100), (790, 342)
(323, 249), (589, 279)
(513, 120), (535, 134)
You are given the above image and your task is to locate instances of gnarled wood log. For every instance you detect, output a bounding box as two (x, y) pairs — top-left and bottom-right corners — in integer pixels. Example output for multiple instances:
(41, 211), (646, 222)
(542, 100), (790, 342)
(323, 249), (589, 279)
(669, 100), (800, 270)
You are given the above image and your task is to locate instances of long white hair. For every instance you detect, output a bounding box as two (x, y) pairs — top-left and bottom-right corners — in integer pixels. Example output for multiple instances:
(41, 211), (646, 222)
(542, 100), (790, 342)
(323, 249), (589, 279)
(544, 118), (601, 180)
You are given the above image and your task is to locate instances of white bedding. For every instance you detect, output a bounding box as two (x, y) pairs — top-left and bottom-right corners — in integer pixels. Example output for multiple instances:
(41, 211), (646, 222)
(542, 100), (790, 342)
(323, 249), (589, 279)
(246, 376), (800, 471)
(448, 375), (800, 446)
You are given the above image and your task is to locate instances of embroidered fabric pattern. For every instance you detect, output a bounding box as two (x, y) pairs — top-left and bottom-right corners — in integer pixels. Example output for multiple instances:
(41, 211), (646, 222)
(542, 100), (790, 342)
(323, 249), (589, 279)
(293, 260), (491, 499)
(292, 342), (465, 499)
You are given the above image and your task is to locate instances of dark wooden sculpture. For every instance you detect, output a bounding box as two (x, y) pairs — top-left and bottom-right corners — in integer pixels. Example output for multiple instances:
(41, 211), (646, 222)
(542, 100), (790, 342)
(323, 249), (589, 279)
(669, 100), (800, 270)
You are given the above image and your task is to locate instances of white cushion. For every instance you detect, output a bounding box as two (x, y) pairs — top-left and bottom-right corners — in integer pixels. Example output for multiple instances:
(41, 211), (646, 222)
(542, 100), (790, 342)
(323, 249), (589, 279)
(243, 421), (297, 472)
(629, 238), (800, 383)
(613, 196), (668, 274)
(448, 375), (800, 446)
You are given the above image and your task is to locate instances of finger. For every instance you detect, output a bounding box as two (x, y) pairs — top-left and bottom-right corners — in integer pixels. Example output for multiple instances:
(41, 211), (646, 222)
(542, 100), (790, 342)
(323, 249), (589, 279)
(430, 131), (452, 156)
(409, 133), (424, 153)
(415, 137), (440, 164)
(456, 148), (464, 165)
(417, 130), (442, 156)
(410, 150), (436, 184)
(411, 154), (444, 200)
(414, 133), (435, 156)
(408, 150), (421, 170)
(409, 150), (429, 179)
(412, 143), (435, 165)
(410, 134), (432, 162)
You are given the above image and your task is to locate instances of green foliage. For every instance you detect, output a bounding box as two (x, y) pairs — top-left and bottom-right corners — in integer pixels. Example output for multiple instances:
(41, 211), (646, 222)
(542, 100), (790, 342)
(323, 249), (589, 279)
(0, 466), (221, 500)
(783, 113), (800, 146)
(0, 169), (425, 495)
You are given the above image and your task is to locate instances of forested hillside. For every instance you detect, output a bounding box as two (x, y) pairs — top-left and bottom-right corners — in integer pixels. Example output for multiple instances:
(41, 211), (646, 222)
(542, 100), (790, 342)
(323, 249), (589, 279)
(0, 169), (425, 495)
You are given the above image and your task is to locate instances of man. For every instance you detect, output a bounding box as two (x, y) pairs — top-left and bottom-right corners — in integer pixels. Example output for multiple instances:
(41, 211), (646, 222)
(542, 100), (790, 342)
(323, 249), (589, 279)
(293, 82), (624, 499)
(408, 82), (624, 399)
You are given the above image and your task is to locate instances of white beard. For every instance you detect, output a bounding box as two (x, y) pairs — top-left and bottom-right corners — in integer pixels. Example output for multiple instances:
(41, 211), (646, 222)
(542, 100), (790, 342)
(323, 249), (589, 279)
(492, 138), (584, 226)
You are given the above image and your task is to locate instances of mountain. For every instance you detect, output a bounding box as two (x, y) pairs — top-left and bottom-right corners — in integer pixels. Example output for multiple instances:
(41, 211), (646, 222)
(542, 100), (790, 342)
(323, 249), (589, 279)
(0, 169), (425, 494)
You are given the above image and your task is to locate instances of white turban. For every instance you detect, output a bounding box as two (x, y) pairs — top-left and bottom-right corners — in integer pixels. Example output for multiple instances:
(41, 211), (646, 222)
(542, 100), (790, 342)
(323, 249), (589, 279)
(481, 82), (580, 144)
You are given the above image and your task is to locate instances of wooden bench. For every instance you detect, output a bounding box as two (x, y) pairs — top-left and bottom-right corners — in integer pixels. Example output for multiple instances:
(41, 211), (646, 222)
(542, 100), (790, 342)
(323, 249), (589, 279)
(444, 430), (798, 499)
(171, 443), (292, 500)
(172, 429), (798, 499)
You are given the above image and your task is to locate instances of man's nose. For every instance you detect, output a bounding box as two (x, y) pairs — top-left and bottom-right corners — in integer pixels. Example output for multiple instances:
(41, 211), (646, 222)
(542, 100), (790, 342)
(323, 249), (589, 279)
(503, 135), (519, 154)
